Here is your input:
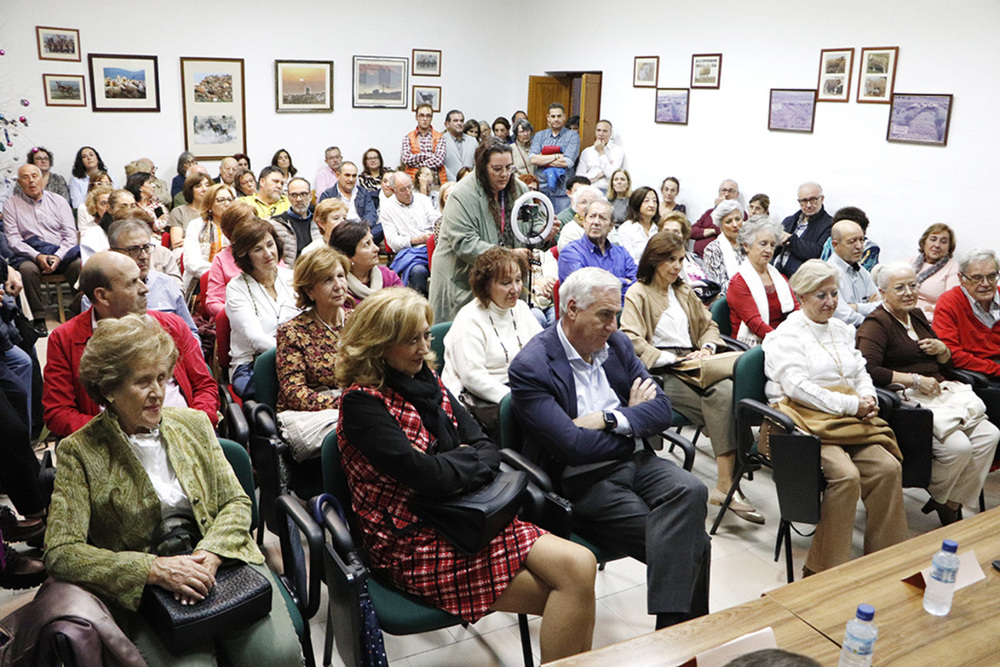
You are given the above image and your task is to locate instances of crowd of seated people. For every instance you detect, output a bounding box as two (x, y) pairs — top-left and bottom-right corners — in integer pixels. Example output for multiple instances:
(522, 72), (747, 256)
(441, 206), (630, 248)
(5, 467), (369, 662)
(1, 101), (999, 665)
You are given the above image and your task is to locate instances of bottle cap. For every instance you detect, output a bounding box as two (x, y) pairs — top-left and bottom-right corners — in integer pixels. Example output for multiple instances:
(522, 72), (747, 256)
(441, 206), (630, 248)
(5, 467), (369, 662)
(942, 539), (958, 553)
(856, 604), (875, 621)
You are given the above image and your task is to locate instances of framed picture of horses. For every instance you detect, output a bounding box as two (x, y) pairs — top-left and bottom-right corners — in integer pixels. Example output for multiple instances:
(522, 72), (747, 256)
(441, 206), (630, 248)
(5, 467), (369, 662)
(180, 57), (247, 158)
(43, 74), (86, 107)
(88, 53), (160, 112)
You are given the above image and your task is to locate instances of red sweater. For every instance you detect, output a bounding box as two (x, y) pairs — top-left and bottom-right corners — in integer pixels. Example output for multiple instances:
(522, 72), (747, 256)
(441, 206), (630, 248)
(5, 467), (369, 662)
(727, 272), (798, 340)
(932, 286), (1000, 378)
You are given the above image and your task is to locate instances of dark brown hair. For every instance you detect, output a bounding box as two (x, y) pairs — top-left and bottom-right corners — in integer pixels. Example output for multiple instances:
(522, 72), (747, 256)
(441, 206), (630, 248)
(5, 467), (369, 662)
(182, 172), (213, 205)
(231, 217), (284, 274)
(637, 231), (687, 285)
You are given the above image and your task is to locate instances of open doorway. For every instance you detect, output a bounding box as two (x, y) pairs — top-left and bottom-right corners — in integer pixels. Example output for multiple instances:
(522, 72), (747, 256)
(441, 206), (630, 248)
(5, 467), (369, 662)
(527, 72), (602, 150)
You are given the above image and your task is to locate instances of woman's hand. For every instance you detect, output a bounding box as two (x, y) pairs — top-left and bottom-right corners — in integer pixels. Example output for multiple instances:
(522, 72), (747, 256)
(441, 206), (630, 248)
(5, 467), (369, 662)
(147, 554), (217, 605)
(913, 375), (942, 397)
(192, 550), (223, 578)
(683, 349), (714, 360)
(918, 338), (949, 358)
(855, 395), (878, 420)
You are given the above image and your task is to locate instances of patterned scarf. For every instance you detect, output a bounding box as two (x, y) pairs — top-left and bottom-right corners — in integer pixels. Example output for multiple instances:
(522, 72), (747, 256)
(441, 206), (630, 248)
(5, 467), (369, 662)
(912, 253), (950, 286)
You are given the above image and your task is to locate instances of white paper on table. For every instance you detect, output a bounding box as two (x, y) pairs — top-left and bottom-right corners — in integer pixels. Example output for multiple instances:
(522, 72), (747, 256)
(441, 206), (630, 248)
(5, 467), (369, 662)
(694, 627), (778, 667)
(920, 550), (986, 591)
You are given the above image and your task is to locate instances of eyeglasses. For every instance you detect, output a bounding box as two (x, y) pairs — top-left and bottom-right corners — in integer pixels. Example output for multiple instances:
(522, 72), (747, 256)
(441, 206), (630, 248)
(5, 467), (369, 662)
(797, 196), (823, 205)
(112, 243), (155, 259)
(719, 187), (738, 195)
(891, 282), (919, 295)
(215, 196), (234, 204)
(488, 164), (517, 175)
(960, 272), (1000, 284)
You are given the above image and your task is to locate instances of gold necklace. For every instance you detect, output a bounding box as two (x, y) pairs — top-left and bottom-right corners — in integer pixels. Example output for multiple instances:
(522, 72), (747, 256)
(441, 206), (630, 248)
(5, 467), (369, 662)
(809, 320), (845, 379)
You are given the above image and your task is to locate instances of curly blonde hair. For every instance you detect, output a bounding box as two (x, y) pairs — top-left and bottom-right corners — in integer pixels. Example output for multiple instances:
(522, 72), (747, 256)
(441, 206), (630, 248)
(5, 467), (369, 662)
(335, 289), (435, 388)
(79, 314), (178, 407)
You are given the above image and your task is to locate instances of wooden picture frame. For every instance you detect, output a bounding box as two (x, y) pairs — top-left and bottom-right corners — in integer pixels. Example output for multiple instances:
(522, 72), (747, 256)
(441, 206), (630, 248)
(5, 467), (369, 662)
(857, 47), (899, 104)
(412, 49), (441, 77)
(412, 86), (441, 112)
(88, 53), (160, 112)
(353, 56), (408, 109)
(691, 53), (722, 89)
(816, 48), (854, 103)
(42, 74), (86, 107)
(768, 89), (817, 133)
(180, 57), (247, 158)
(887, 93), (953, 146)
(275, 60), (333, 113)
(654, 88), (689, 125)
(633, 56), (659, 88)
(36, 26), (80, 62)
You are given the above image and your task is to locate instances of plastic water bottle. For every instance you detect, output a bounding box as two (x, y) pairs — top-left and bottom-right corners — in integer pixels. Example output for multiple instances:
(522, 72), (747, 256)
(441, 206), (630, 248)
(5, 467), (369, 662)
(923, 539), (960, 616)
(838, 604), (877, 667)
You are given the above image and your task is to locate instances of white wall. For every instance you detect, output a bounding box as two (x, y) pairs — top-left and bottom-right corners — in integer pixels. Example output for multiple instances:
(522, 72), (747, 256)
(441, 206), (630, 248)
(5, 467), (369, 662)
(2, 0), (998, 261)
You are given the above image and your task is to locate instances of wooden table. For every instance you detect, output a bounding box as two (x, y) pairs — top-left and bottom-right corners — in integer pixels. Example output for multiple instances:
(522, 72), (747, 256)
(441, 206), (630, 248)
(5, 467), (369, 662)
(550, 596), (842, 666)
(765, 505), (1000, 666)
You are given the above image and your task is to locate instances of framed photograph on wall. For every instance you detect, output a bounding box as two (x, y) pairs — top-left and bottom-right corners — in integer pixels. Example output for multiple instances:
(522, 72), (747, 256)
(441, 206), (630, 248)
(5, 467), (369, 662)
(633, 56), (659, 88)
(412, 49), (441, 77)
(36, 26), (80, 62)
(768, 89), (817, 133)
(654, 88), (689, 125)
(180, 57), (246, 158)
(88, 53), (160, 112)
(857, 47), (898, 103)
(816, 48), (854, 102)
(691, 53), (722, 89)
(412, 86), (441, 112)
(353, 56), (408, 109)
(275, 60), (333, 113)
(887, 93), (953, 146)
(42, 74), (86, 107)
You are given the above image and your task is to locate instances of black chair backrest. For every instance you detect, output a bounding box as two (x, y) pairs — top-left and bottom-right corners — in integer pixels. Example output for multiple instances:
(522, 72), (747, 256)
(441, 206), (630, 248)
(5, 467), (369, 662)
(769, 433), (823, 525)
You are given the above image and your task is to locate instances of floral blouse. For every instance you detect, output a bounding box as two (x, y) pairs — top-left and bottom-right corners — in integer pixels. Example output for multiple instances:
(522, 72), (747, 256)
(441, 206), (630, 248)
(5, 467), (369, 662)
(275, 310), (345, 411)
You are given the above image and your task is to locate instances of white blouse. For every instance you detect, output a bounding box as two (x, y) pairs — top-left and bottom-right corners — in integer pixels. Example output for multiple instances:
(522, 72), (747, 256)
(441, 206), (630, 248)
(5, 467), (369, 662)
(226, 267), (299, 374)
(126, 429), (192, 518)
(652, 286), (693, 350)
(442, 299), (542, 403)
(617, 220), (658, 265)
(762, 310), (876, 416)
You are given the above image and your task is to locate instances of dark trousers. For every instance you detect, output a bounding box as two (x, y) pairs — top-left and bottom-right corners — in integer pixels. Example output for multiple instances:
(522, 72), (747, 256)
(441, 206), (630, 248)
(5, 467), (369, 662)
(0, 376), (44, 515)
(408, 265), (429, 296)
(18, 257), (80, 320)
(564, 449), (711, 616)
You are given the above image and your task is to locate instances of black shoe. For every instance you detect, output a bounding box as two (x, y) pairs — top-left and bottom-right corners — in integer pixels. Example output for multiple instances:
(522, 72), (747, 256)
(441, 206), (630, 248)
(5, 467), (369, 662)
(32, 319), (48, 338)
(0, 544), (47, 590)
(921, 498), (961, 526)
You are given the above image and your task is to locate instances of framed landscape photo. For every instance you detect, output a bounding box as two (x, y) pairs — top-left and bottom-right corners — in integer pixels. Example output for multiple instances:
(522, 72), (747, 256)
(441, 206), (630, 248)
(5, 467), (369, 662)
(633, 56), (659, 88)
(768, 89), (817, 133)
(275, 60), (333, 113)
(887, 93), (953, 146)
(87, 53), (160, 112)
(180, 57), (246, 158)
(817, 48), (854, 102)
(654, 88), (689, 125)
(43, 74), (86, 107)
(412, 85), (441, 112)
(857, 47), (898, 103)
(412, 49), (441, 77)
(691, 53), (722, 89)
(353, 56), (408, 109)
(36, 26), (80, 62)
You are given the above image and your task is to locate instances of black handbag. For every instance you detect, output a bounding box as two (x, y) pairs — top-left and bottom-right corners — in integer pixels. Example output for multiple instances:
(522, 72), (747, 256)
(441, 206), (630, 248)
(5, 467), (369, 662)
(410, 470), (529, 556)
(139, 514), (272, 653)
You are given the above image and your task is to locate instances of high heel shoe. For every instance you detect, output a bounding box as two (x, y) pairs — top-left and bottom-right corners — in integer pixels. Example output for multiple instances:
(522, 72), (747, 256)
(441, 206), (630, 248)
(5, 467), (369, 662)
(921, 498), (961, 526)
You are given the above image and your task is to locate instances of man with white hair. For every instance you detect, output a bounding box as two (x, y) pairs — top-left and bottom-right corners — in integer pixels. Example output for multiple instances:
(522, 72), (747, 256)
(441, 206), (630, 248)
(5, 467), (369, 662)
(558, 199), (635, 301)
(216, 156), (240, 189)
(933, 248), (1000, 381)
(313, 146), (341, 197)
(509, 267), (710, 630)
(380, 172), (441, 295)
(556, 184), (610, 252)
(774, 182), (833, 277)
(827, 218), (880, 327)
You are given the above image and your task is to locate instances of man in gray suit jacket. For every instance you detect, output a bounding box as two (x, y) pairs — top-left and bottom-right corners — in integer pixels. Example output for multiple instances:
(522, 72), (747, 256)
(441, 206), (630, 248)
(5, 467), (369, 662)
(508, 267), (710, 629)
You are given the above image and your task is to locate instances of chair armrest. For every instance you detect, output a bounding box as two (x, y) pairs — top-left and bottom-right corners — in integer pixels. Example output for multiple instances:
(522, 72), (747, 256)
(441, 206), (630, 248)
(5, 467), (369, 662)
(737, 398), (796, 435)
(275, 494), (324, 621)
(720, 335), (750, 352)
(315, 495), (361, 563)
(943, 367), (989, 388)
(660, 429), (696, 471)
(875, 387), (900, 415)
(225, 400), (250, 447)
(499, 448), (555, 493)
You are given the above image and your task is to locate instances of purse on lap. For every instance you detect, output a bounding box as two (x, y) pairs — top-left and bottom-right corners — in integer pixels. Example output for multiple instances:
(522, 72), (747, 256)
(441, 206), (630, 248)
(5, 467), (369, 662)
(669, 350), (742, 389)
(139, 514), (272, 653)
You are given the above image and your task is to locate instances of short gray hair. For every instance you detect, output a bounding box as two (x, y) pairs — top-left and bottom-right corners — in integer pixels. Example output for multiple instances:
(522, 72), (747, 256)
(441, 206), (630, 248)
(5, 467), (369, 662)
(391, 171), (413, 188)
(711, 199), (744, 225)
(789, 259), (839, 296)
(584, 198), (612, 217)
(287, 176), (311, 191)
(107, 219), (150, 247)
(559, 267), (621, 316)
(957, 248), (1000, 275)
(570, 185), (602, 210)
(737, 215), (781, 251)
(871, 261), (915, 290)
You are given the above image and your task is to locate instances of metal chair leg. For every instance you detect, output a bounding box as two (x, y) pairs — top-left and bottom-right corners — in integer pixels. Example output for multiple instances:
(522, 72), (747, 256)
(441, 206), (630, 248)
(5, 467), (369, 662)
(709, 461), (746, 534)
(517, 613), (533, 667)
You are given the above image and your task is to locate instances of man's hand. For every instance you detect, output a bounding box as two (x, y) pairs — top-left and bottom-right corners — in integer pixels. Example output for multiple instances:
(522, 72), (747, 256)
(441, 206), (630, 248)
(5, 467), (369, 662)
(411, 233), (431, 246)
(5, 267), (22, 297)
(592, 139), (606, 155)
(628, 377), (657, 407)
(35, 254), (58, 274)
(545, 219), (562, 244)
(572, 411), (605, 431)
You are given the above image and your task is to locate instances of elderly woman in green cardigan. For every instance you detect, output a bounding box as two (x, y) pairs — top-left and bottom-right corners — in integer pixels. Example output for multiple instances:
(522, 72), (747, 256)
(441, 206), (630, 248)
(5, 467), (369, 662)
(44, 314), (302, 666)
(429, 137), (555, 323)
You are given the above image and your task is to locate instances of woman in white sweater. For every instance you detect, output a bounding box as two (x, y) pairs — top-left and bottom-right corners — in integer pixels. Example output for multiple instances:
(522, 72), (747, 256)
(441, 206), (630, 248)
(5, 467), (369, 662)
(226, 216), (299, 400)
(442, 247), (542, 405)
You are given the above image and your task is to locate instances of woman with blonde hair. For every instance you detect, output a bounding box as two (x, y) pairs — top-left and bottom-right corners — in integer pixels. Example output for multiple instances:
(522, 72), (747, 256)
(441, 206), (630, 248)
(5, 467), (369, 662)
(76, 183), (113, 235)
(299, 198), (349, 256)
(335, 289), (596, 663)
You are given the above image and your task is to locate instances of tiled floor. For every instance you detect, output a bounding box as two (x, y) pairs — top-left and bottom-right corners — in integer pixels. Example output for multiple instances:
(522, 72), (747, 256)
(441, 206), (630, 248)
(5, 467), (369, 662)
(8, 312), (1000, 666)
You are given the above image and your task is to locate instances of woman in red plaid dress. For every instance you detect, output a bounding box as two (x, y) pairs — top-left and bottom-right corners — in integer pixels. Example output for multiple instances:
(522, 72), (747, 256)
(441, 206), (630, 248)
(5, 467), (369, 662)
(336, 289), (596, 663)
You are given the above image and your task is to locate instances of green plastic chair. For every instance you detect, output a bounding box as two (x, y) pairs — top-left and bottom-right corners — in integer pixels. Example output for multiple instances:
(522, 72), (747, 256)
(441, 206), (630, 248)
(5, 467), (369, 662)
(429, 321), (452, 374)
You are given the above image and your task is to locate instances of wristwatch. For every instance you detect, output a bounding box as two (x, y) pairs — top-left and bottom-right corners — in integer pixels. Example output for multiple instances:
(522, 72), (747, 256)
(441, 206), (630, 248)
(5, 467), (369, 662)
(602, 411), (618, 433)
